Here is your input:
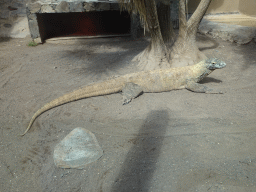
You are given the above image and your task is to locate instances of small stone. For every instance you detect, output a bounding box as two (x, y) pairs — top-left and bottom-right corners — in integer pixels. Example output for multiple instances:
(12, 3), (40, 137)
(54, 127), (103, 169)
(33, 37), (42, 44)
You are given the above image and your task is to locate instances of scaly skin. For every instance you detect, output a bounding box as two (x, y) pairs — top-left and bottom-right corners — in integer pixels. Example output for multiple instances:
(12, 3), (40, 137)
(22, 58), (226, 136)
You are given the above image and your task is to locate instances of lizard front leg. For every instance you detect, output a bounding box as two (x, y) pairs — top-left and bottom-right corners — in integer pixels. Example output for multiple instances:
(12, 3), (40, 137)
(185, 81), (223, 94)
(122, 82), (143, 105)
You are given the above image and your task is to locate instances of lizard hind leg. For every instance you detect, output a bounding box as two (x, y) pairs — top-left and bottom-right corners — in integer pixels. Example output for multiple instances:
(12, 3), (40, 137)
(122, 82), (143, 105)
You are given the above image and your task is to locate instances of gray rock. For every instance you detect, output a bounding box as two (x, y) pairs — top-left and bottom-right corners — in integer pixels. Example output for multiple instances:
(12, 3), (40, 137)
(69, 2), (84, 12)
(54, 127), (103, 169)
(55, 1), (69, 13)
(27, 2), (42, 13)
(41, 4), (55, 13)
(199, 19), (256, 45)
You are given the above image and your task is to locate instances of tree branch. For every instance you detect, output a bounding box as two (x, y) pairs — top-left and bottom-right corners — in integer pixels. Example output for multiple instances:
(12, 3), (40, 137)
(187, 0), (211, 33)
(178, 0), (188, 37)
(157, 1), (175, 43)
(144, 0), (164, 45)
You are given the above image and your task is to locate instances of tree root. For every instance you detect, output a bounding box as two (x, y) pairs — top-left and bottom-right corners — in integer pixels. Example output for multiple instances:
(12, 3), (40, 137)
(133, 44), (170, 71)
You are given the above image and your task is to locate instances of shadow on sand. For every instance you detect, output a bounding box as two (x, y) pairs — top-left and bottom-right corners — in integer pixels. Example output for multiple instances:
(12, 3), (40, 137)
(111, 110), (170, 192)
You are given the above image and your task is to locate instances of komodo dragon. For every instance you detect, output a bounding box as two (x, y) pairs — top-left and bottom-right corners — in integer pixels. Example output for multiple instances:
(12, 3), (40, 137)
(22, 58), (226, 136)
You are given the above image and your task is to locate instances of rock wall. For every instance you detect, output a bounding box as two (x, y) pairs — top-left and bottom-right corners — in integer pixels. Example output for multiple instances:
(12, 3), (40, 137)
(0, 0), (125, 39)
(0, 0), (30, 38)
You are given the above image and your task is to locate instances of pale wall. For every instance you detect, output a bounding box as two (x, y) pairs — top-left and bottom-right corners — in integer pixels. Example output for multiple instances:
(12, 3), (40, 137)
(188, 0), (256, 17)
(239, 0), (256, 16)
(188, 0), (239, 14)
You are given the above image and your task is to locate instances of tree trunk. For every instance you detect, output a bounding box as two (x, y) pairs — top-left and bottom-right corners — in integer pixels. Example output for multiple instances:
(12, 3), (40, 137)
(133, 0), (171, 70)
(169, 0), (211, 67)
(119, 0), (212, 70)
(157, 1), (175, 44)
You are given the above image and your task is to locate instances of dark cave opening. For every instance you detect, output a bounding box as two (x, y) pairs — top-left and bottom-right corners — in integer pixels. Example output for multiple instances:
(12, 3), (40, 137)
(37, 11), (131, 42)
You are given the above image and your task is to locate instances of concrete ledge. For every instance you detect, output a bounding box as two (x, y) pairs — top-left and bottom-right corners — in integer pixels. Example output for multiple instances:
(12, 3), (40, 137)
(199, 15), (256, 45)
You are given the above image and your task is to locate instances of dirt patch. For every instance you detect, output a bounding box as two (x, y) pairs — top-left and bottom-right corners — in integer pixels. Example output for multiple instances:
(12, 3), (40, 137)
(0, 35), (256, 191)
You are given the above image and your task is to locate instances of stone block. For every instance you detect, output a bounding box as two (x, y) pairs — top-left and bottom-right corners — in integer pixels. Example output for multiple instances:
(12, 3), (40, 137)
(55, 1), (69, 13)
(34, 37), (42, 43)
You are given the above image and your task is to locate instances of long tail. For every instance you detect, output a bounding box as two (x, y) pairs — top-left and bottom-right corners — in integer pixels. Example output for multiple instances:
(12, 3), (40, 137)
(22, 79), (124, 136)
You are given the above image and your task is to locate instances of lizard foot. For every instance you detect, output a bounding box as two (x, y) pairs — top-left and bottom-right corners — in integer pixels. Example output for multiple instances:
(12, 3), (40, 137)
(123, 98), (132, 105)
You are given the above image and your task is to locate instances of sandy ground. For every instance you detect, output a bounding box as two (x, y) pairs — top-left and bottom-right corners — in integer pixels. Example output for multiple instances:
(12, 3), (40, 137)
(0, 34), (256, 192)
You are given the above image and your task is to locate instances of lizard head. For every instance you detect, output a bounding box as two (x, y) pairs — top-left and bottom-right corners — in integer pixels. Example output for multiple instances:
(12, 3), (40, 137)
(206, 58), (226, 70)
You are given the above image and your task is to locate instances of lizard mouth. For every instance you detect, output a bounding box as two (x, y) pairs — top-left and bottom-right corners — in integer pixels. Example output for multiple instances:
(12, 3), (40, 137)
(216, 61), (226, 69)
